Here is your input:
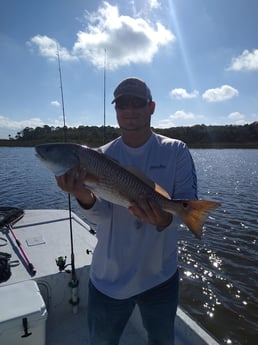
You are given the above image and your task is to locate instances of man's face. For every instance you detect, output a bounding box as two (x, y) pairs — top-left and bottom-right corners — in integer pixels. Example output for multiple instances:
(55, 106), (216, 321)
(115, 96), (155, 132)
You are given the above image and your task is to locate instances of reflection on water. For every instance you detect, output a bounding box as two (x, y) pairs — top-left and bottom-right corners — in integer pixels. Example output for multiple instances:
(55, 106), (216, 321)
(0, 147), (257, 344)
(178, 149), (258, 345)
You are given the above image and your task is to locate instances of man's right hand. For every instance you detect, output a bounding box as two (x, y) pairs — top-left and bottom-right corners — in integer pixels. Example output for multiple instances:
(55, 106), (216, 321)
(55, 167), (96, 209)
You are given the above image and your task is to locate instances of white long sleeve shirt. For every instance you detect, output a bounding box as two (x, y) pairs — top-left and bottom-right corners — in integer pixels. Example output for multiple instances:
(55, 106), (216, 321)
(82, 133), (197, 299)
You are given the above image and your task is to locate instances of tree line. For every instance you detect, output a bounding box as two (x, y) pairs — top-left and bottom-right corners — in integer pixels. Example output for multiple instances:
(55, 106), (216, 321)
(2, 121), (258, 148)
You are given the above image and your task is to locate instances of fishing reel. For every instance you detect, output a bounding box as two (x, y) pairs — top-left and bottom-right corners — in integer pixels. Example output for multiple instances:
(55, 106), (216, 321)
(55, 256), (70, 272)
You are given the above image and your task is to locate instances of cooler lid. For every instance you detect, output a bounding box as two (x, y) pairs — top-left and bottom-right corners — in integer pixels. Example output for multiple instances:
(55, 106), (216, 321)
(0, 280), (47, 327)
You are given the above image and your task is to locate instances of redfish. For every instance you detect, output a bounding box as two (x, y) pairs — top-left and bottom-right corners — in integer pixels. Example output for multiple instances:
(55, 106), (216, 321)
(35, 143), (220, 238)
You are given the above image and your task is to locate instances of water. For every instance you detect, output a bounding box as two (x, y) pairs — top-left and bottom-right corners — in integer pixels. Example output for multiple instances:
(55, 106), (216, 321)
(0, 147), (257, 344)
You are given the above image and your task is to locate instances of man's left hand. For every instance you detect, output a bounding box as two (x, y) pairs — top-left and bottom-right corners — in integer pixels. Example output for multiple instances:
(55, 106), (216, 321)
(128, 196), (173, 231)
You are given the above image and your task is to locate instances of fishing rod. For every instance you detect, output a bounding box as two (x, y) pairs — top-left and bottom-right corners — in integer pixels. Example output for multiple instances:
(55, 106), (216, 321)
(103, 48), (106, 144)
(8, 223), (36, 275)
(0, 207), (36, 275)
(56, 45), (79, 313)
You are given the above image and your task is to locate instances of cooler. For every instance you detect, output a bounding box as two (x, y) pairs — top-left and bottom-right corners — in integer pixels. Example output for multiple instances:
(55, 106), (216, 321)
(0, 280), (47, 345)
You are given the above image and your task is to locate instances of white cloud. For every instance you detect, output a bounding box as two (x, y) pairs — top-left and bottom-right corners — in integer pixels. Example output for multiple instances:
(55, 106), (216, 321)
(227, 49), (258, 71)
(51, 101), (60, 107)
(130, 0), (161, 17)
(202, 85), (239, 102)
(157, 118), (176, 128)
(148, 0), (161, 9)
(157, 110), (198, 128)
(228, 112), (246, 124)
(73, 2), (175, 69)
(27, 35), (78, 62)
(27, 2), (175, 70)
(169, 110), (195, 120)
(0, 115), (65, 139)
(170, 88), (199, 99)
(0, 115), (44, 130)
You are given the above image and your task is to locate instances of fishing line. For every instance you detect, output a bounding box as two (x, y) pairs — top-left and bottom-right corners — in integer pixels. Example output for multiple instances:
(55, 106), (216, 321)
(57, 47), (75, 277)
(57, 46), (79, 311)
(103, 48), (106, 144)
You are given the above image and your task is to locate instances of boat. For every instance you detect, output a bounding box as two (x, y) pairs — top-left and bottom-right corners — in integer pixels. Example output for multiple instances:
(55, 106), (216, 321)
(0, 209), (220, 344)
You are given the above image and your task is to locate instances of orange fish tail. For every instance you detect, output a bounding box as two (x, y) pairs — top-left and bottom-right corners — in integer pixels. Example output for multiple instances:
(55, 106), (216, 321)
(175, 200), (221, 239)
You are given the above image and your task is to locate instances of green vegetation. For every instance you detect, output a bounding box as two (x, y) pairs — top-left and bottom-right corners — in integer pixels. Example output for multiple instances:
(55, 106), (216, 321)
(1, 122), (258, 148)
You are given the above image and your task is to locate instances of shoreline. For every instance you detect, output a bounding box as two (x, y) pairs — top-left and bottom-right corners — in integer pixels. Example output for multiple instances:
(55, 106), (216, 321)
(1, 139), (258, 149)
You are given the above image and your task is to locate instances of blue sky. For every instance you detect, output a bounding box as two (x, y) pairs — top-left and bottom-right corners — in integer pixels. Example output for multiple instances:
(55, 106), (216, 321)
(1, 0), (258, 139)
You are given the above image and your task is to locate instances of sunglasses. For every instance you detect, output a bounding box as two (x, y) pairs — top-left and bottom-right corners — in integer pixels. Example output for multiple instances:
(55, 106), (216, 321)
(115, 97), (150, 110)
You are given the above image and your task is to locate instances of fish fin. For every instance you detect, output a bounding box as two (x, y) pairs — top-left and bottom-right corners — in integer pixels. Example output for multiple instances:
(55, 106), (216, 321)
(100, 151), (121, 164)
(169, 200), (220, 239)
(85, 173), (100, 184)
(154, 184), (171, 199)
(124, 166), (171, 199)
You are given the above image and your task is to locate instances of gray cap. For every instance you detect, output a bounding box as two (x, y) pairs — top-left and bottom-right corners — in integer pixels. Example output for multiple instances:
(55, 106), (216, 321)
(112, 77), (152, 103)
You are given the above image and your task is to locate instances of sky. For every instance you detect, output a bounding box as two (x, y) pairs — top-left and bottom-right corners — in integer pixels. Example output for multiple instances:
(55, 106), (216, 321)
(1, 0), (258, 139)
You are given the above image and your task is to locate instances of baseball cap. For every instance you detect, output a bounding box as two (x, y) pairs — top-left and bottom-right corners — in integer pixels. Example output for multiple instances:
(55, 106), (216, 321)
(112, 77), (152, 104)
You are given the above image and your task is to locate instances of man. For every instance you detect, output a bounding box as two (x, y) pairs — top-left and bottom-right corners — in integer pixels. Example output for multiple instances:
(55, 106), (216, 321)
(56, 77), (197, 344)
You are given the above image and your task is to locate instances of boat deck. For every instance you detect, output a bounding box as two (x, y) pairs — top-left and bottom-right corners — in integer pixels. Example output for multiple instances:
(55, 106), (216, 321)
(0, 210), (219, 345)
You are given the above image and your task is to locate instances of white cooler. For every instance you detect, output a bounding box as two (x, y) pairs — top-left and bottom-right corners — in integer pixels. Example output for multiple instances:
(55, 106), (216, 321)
(0, 280), (47, 345)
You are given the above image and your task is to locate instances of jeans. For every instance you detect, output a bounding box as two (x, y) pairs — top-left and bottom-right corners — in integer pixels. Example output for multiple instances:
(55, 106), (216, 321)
(88, 270), (179, 345)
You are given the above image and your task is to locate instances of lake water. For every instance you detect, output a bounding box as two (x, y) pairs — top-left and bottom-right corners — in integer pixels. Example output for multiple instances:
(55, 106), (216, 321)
(0, 147), (257, 344)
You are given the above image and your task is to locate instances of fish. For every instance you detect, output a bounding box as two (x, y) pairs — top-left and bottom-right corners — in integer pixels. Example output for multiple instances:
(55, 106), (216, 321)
(35, 143), (221, 238)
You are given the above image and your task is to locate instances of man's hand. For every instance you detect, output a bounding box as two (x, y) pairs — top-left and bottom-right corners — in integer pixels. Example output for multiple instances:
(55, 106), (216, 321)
(55, 167), (96, 209)
(128, 195), (173, 231)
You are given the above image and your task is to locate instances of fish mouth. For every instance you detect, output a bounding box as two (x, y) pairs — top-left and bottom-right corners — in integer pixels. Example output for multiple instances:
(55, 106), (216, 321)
(35, 151), (45, 162)
(35, 144), (80, 176)
(35, 146), (46, 160)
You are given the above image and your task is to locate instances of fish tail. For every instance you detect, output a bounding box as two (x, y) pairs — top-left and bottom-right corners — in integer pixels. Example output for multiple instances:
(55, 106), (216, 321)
(166, 200), (221, 239)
